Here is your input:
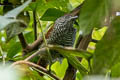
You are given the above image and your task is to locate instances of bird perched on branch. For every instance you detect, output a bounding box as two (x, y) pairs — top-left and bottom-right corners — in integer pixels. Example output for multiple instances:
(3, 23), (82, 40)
(37, 14), (78, 69)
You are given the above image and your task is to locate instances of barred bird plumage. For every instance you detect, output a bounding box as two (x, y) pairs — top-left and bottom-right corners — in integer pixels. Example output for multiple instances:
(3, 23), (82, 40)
(37, 15), (78, 68)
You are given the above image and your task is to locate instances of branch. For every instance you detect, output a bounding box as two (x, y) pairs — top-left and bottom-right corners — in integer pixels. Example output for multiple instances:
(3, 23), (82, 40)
(17, 32), (43, 56)
(10, 60), (60, 80)
(18, 33), (30, 56)
(25, 48), (47, 61)
(21, 25), (54, 56)
(33, 11), (37, 40)
(18, 33), (28, 49)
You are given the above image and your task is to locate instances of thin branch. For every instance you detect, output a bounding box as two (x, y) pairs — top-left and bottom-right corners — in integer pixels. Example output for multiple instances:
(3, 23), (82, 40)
(28, 38), (43, 50)
(24, 24), (54, 53)
(18, 29), (51, 56)
(33, 11), (37, 40)
(10, 60), (60, 80)
(37, 14), (48, 49)
(25, 48), (47, 61)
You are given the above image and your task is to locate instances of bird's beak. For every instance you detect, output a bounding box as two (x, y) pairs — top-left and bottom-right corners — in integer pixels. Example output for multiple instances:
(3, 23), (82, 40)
(70, 16), (78, 20)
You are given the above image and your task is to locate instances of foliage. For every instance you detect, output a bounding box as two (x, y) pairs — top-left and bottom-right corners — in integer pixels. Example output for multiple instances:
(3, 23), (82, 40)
(0, 0), (120, 80)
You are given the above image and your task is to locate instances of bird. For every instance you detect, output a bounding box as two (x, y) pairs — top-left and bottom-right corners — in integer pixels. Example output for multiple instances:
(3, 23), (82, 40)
(37, 14), (78, 72)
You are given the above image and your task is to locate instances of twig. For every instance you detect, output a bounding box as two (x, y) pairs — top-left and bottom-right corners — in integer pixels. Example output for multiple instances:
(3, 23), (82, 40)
(37, 14), (49, 51)
(25, 48), (47, 61)
(33, 11), (37, 40)
(10, 60), (60, 80)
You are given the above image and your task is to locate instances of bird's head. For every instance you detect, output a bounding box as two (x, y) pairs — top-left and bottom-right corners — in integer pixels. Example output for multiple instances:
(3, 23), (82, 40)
(55, 15), (78, 26)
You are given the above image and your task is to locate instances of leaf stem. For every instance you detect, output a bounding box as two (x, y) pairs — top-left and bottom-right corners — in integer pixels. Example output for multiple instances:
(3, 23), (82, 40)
(37, 13), (52, 70)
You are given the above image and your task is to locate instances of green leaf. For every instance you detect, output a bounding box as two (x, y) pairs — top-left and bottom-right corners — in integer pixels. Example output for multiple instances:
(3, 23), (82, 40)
(79, 0), (111, 36)
(42, 0), (69, 12)
(92, 16), (120, 75)
(40, 8), (65, 21)
(48, 45), (92, 59)
(65, 55), (88, 75)
(32, 0), (70, 16)
(0, 16), (26, 31)
(111, 63), (120, 78)
(4, 0), (32, 18)
(51, 59), (68, 78)
(6, 21), (27, 41)
(24, 31), (34, 43)
(7, 42), (21, 58)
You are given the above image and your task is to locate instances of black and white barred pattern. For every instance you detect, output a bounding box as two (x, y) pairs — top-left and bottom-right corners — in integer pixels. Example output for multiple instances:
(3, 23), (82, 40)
(47, 15), (77, 47)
